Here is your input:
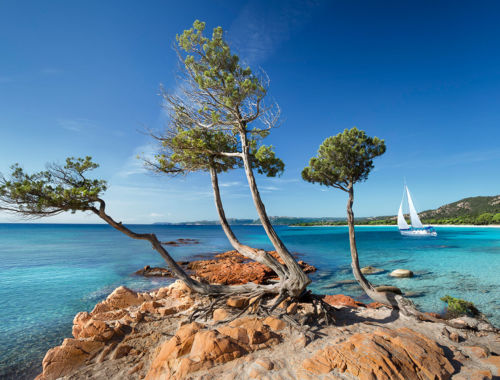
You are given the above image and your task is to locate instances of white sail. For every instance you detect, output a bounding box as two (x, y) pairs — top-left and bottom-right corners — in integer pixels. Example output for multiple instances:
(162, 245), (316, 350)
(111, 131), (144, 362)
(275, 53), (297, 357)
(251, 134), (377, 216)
(397, 200), (410, 230)
(406, 186), (424, 228)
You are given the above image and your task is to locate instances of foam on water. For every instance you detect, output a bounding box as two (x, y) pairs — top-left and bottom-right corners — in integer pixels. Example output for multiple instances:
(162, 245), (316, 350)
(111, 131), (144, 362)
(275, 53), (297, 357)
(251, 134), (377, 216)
(0, 223), (498, 379)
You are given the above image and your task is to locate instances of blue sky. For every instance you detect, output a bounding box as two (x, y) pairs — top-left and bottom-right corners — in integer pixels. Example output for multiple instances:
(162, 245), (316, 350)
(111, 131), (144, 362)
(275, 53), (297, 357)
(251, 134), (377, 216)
(1, 0), (499, 223)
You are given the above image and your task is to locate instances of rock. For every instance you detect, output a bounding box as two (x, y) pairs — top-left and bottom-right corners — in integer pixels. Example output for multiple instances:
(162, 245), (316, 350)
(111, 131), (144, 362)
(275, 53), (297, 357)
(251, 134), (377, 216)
(390, 269), (414, 278)
(262, 316), (287, 331)
(110, 343), (132, 360)
(74, 318), (116, 341)
(134, 266), (173, 277)
(72, 311), (91, 338)
(480, 356), (500, 376)
(323, 294), (365, 308)
(213, 308), (229, 322)
(140, 300), (163, 314)
(91, 286), (143, 314)
(145, 317), (281, 380)
(405, 291), (425, 298)
(367, 302), (387, 309)
(227, 296), (249, 309)
(361, 266), (385, 275)
(255, 358), (274, 370)
(286, 302), (298, 315)
(375, 285), (403, 294)
(465, 346), (489, 359)
(302, 327), (454, 379)
(185, 250), (315, 285)
(38, 338), (104, 380)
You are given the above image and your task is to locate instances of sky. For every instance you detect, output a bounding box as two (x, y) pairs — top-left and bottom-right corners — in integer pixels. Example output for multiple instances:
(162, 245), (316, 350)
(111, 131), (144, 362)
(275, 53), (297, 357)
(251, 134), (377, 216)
(1, 0), (500, 223)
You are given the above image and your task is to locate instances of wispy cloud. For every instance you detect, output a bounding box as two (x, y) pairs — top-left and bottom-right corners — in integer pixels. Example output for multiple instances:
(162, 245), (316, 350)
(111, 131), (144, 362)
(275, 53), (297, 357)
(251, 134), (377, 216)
(219, 181), (244, 188)
(58, 118), (97, 132)
(228, 0), (322, 65)
(116, 144), (156, 178)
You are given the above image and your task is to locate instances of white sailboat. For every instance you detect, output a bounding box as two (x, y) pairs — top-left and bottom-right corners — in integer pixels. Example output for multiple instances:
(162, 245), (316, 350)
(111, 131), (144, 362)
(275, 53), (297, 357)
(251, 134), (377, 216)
(398, 185), (437, 236)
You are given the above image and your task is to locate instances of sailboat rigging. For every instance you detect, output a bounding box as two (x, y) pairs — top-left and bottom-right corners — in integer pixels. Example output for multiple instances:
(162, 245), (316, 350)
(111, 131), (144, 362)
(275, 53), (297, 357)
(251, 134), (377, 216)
(398, 185), (437, 236)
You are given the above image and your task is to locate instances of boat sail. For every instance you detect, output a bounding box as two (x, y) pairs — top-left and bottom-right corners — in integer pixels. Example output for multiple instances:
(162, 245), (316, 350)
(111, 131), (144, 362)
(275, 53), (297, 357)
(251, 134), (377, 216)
(398, 185), (437, 236)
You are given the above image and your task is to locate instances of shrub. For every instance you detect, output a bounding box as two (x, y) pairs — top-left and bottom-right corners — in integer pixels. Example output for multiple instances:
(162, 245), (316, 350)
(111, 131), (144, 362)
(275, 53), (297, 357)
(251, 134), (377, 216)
(440, 295), (479, 318)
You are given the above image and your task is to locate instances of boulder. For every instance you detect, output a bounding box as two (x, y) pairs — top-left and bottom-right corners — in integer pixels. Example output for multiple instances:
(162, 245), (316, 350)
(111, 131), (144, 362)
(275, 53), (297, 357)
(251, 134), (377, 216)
(74, 318), (116, 341)
(37, 338), (104, 380)
(302, 327), (454, 379)
(146, 317), (281, 380)
(227, 296), (249, 309)
(91, 286), (143, 314)
(323, 294), (365, 308)
(375, 285), (402, 294)
(390, 269), (414, 278)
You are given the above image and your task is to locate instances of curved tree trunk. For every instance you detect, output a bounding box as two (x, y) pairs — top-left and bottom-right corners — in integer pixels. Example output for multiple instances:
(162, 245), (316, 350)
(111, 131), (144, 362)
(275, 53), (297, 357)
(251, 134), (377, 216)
(346, 185), (420, 315)
(209, 165), (287, 280)
(91, 199), (280, 296)
(239, 130), (310, 297)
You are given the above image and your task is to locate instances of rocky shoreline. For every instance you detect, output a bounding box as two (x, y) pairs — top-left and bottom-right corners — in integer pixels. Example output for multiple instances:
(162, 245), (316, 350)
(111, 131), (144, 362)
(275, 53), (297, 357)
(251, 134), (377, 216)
(34, 251), (500, 380)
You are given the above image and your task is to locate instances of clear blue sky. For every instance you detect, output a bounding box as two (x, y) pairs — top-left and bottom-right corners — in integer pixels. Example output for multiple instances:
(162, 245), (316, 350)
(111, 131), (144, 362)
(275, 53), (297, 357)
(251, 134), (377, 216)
(1, 0), (499, 223)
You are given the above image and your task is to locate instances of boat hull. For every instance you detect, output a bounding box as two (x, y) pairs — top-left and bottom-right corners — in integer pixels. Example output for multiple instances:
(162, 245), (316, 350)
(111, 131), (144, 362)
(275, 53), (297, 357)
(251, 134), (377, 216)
(399, 227), (437, 237)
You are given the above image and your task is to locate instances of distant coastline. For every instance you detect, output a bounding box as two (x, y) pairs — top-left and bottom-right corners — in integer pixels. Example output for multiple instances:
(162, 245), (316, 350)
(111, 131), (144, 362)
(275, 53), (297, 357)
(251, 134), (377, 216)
(292, 224), (500, 228)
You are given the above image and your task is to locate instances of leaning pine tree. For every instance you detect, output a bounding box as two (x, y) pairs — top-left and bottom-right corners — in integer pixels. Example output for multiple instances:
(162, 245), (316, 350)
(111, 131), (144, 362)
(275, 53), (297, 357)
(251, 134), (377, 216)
(160, 20), (311, 299)
(302, 127), (419, 315)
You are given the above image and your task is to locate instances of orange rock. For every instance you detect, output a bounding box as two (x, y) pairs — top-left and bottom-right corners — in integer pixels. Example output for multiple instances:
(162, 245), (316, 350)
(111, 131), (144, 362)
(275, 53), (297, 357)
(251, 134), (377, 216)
(38, 338), (104, 380)
(140, 300), (162, 314)
(481, 356), (500, 376)
(302, 327), (454, 380)
(323, 294), (365, 308)
(71, 311), (91, 338)
(367, 302), (386, 309)
(145, 317), (281, 379)
(227, 296), (249, 308)
(213, 308), (229, 322)
(263, 316), (287, 331)
(91, 286), (142, 314)
(75, 319), (115, 341)
(465, 345), (489, 359)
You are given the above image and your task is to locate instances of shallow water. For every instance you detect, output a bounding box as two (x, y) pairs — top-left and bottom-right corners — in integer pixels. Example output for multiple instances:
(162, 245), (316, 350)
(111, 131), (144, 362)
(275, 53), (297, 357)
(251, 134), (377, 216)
(0, 224), (498, 379)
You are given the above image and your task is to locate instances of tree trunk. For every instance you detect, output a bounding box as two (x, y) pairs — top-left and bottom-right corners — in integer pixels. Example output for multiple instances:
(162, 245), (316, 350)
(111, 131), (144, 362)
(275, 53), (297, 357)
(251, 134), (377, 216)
(239, 130), (310, 297)
(346, 185), (420, 315)
(209, 165), (287, 279)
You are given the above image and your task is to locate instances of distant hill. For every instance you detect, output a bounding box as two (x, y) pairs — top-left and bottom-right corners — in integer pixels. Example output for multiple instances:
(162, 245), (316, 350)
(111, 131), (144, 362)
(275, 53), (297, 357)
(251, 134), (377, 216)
(419, 195), (500, 219)
(155, 195), (500, 226)
(155, 216), (344, 226)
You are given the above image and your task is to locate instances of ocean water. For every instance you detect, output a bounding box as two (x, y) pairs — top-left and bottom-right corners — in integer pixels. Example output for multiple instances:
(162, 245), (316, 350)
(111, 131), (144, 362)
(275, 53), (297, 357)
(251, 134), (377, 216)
(0, 224), (499, 379)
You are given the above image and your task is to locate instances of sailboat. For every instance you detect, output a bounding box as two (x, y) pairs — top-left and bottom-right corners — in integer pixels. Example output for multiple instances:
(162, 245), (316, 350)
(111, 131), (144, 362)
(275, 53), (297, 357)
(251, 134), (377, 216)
(398, 185), (437, 236)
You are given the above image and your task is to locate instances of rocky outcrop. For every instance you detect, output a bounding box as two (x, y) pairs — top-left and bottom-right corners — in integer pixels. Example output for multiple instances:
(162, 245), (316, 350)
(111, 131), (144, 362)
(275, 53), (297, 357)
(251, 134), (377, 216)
(161, 238), (200, 246)
(187, 250), (316, 285)
(145, 317), (283, 379)
(302, 327), (455, 379)
(136, 249), (316, 284)
(35, 281), (195, 380)
(361, 266), (385, 275)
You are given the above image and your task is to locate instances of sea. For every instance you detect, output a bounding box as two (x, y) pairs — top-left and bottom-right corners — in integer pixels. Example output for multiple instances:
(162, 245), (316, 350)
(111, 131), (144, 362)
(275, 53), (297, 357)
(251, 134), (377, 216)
(0, 223), (499, 379)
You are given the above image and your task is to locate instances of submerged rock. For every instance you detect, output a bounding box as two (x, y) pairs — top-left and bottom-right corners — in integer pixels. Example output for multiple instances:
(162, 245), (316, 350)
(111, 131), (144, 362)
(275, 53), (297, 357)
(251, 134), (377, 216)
(361, 266), (385, 275)
(375, 285), (403, 294)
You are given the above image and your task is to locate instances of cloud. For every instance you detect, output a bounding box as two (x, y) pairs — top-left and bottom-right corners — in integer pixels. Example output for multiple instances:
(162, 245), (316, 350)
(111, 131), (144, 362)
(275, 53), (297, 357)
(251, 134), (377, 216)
(219, 181), (244, 188)
(228, 0), (322, 64)
(149, 212), (164, 218)
(116, 144), (156, 178)
(58, 118), (97, 132)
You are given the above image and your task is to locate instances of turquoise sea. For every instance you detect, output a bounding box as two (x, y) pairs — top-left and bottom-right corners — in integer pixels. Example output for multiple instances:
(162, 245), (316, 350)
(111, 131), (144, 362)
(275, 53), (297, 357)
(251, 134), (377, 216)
(0, 223), (499, 379)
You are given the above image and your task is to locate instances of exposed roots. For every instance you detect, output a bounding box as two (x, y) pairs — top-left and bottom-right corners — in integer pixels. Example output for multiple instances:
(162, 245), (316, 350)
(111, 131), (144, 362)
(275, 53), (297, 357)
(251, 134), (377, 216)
(187, 289), (338, 340)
